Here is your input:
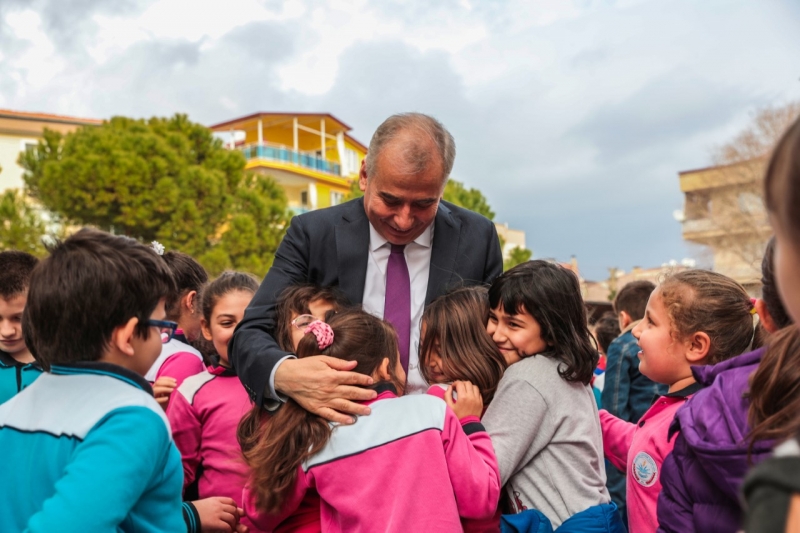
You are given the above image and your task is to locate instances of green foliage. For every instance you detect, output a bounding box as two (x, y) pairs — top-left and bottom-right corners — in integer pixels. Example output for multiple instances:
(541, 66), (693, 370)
(503, 246), (532, 271)
(0, 189), (49, 256)
(443, 180), (495, 220)
(19, 114), (290, 277)
(345, 177), (494, 220)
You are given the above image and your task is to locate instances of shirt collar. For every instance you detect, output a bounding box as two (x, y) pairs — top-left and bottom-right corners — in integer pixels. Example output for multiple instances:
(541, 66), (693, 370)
(368, 223), (433, 252)
(0, 349), (40, 369)
(49, 361), (153, 395)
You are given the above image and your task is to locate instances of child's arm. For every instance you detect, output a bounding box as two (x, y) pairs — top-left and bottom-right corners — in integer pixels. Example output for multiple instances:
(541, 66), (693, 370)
(157, 352), (206, 389)
(242, 466), (309, 532)
(26, 407), (182, 532)
(166, 388), (203, 492)
(440, 383), (501, 521)
(598, 409), (636, 471)
(482, 377), (549, 486)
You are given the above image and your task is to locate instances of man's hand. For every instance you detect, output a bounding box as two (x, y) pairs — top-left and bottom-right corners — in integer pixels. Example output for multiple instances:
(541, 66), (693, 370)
(193, 497), (248, 533)
(153, 376), (177, 410)
(445, 381), (483, 420)
(275, 356), (377, 424)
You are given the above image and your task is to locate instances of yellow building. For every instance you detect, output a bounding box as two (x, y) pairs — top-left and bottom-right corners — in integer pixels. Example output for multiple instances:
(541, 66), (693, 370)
(0, 109), (101, 192)
(678, 160), (771, 294)
(209, 112), (367, 215)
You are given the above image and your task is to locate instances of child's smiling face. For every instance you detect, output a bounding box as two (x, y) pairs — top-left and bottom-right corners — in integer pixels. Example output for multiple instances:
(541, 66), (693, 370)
(202, 290), (253, 366)
(632, 288), (691, 387)
(486, 304), (549, 365)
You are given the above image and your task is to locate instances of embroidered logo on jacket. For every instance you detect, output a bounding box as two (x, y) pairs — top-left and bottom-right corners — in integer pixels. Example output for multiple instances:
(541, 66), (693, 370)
(632, 451), (658, 487)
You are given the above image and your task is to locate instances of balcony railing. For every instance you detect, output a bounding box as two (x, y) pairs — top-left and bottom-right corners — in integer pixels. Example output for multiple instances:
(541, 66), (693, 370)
(238, 142), (341, 177)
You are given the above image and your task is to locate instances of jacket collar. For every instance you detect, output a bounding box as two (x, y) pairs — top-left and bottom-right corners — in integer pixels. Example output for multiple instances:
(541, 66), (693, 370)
(691, 347), (766, 386)
(664, 381), (704, 399)
(0, 349), (41, 369)
(335, 198), (460, 306)
(207, 356), (237, 377)
(361, 381), (398, 405)
(49, 361), (153, 395)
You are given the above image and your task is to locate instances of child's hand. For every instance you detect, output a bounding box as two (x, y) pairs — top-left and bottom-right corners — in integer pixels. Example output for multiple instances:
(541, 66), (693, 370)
(194, 496), (248, 533)
(153, 376), (177, 409)
(445, 381), (483, 420)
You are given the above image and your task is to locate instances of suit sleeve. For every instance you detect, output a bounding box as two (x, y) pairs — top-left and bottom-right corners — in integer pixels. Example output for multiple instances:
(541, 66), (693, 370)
(166, 389), (203, 492)
(599, 409), (636, 472)
(229, 215), (311, 407)
(483, 222), (503, 282)
(26, 407), (181, 532)
(441, 410), (501, 520)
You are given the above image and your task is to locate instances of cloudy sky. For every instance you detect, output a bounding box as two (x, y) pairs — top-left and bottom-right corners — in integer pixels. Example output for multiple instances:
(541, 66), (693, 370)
(1, 0), (798, 279)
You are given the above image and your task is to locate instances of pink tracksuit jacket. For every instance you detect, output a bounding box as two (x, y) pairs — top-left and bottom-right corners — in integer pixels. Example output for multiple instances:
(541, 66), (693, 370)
(244, 383), (501, 533)
(600, 383), (701, 533)
(167, 364), (258, 525)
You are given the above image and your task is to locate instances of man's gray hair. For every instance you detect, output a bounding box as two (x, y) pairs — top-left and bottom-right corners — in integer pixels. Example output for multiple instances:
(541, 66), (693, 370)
(365, 113), (456, 182)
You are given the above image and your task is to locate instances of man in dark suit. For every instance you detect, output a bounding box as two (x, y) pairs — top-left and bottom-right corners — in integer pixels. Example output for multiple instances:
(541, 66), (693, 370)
(229, 113), (503, 424)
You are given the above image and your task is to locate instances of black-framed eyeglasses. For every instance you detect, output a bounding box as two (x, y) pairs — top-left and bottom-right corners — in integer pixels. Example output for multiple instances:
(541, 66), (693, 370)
(147, 319), (178, 344)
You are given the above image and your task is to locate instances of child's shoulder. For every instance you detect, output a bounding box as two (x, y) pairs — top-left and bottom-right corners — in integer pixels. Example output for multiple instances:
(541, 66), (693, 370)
(0, 369), (168, 442)
(175, 370), (216, 404)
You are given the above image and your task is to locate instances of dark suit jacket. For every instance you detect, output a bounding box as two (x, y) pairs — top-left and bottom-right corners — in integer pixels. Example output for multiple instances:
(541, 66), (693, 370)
(229, 197), (503, 406)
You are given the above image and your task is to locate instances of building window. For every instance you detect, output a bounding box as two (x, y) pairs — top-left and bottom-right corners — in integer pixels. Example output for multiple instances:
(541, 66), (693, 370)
(330, 191), (344, 206)
(300, 191), (309, 206)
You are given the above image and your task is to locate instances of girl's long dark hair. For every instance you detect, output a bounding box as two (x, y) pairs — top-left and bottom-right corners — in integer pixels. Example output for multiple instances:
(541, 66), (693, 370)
(420, 286), (507, 404)
(237, 310), (401, 513)
(747, 326), (800, 459)
(488, 260), (598, 385)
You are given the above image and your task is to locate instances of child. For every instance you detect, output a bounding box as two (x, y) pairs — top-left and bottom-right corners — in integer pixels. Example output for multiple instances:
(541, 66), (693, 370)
(274, 284), (350, 352)
(419, 285), (507, 405)
(239, 309), (501, 532)
(483, 260), (622, 532)
(592, 313), (621, 407)
(600, 270), (755, 533)
(0, 251), (41, 404)
(168, 271), (261, 529)
(742, 114), (800, 532)
(656, 238), (792, 533)
(146, 249), (208, 396)
(0, 229), (190, 531)
(602, 280), (666, 527)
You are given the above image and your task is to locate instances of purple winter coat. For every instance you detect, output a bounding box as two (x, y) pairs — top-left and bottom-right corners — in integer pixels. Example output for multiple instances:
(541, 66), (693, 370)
(656, 348), (773, 533)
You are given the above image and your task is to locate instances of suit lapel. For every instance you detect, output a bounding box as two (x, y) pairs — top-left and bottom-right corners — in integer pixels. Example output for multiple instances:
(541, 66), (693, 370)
(425, 203), (461, 305)
(335, 198), (370, 305)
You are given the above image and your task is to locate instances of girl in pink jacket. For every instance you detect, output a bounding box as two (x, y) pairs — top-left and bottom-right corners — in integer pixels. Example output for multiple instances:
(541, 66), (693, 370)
(239, 309), (501, 533)
(600, 270), (756, 533)
(167, 271), (261, 529)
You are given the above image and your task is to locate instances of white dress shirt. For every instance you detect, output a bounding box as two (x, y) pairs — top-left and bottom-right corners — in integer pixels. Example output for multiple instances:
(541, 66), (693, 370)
(362, 223), (432, 395)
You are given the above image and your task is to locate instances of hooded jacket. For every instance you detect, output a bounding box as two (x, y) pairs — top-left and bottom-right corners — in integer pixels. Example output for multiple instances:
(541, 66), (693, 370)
(657, 349), (774, 533)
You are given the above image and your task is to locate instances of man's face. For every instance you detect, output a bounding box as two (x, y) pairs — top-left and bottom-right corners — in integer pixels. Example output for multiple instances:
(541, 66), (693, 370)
(359, 140), (445, 245)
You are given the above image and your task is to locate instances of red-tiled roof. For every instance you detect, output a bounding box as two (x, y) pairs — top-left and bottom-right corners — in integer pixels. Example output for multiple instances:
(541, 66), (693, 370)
(0, 108), (102, 125)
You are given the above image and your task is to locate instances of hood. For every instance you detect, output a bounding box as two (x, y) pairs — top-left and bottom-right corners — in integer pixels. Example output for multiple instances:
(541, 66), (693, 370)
(673, 348), (771, 501)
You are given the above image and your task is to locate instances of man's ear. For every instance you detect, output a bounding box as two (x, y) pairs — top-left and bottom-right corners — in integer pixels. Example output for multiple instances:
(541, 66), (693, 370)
(359, 159), (369, 192)
(686, 331), (711, 364)
(110, 317), (139, 359)
(619, 311), (632, 330)
(755, 299), (779, 334)
(200, 317), (212, 342)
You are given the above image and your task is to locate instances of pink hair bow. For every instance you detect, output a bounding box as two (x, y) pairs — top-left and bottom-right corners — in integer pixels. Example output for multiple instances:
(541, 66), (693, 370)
(304, 320), (334, 350)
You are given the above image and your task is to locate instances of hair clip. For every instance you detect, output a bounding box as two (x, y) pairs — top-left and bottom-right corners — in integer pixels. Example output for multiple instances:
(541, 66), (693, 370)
(750, 298), (758, 315)
(304, 320), (334, 350)
(151, 241), (165, 256)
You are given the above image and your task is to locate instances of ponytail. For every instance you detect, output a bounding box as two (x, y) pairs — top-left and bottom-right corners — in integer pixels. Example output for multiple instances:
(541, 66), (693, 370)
(237, 401), (332, 513)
